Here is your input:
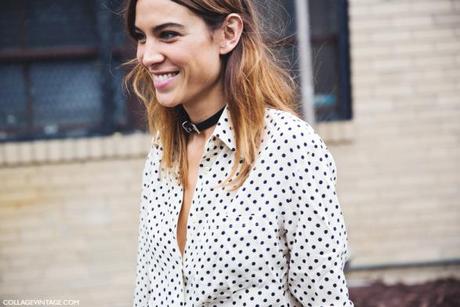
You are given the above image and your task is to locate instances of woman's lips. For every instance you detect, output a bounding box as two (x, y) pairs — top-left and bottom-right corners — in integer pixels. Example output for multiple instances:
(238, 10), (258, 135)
(153, 72), (179, 90)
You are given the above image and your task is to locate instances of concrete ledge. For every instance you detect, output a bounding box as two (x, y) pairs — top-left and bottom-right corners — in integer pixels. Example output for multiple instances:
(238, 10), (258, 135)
(316, 120), (355, 144)
(0, 133), (152, 167)
(0, 121), (354, 166)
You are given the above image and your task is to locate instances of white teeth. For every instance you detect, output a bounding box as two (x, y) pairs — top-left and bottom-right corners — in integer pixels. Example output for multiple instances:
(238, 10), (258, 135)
(154, 72), (178, 82)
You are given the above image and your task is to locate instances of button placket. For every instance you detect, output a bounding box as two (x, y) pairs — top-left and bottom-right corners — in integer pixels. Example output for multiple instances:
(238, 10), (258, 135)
(182, 139), (218, 266)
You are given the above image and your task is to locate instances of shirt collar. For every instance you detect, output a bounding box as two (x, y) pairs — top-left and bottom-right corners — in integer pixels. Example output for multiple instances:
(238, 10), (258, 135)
(211, 104), (236, 151)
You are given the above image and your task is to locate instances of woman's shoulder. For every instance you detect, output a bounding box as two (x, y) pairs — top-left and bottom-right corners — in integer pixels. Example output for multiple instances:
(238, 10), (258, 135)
(264, 107), (318, 144)
(263, 107), (337, 181)
(264, 107), (333, 162)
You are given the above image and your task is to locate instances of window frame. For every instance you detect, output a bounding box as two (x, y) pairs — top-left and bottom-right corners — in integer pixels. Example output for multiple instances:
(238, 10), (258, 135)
(0, 0), (139, 142)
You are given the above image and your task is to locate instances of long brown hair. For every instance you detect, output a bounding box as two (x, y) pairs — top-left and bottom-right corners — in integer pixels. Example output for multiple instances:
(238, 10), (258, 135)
(123, 0), (298, 190)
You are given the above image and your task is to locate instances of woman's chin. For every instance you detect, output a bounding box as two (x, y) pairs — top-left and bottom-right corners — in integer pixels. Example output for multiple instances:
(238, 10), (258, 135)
(155, 95), (182, 109)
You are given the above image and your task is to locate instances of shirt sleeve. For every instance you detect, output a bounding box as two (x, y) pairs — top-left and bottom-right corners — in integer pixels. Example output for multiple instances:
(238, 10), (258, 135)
(285, 132), (353, 307)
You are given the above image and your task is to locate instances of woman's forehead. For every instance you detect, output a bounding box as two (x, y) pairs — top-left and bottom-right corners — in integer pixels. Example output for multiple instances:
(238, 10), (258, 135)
(135, 0), (196, 28)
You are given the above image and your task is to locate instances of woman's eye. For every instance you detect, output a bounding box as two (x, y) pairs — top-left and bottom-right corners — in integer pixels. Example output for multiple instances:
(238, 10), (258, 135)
(160, 31), (179, 40)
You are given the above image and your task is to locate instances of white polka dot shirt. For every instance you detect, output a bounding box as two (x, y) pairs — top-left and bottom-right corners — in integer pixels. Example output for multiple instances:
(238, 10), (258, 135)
(133, 106), (354, 306)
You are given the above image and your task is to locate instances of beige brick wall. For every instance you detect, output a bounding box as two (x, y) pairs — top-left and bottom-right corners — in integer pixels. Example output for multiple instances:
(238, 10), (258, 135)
(0, 154), (146, 307)
(0, 133), (152, 306)
(1, 0), (459, 305)
(332, 0), (460, 276)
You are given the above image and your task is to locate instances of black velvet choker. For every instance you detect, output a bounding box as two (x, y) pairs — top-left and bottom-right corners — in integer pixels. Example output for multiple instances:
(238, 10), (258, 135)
(178, 105), (226, 134)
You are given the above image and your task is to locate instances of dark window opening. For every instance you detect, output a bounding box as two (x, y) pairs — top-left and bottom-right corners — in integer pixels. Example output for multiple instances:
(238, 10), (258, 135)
(0, 0), (142, 142)
(277, 0), (352, 122)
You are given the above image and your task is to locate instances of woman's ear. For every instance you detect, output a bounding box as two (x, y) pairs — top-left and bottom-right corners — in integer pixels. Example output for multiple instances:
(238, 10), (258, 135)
(218, 13), (243, 55)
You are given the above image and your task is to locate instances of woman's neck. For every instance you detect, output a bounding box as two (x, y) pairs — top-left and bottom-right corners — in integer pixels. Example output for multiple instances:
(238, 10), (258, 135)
(181, 78), (226, 123)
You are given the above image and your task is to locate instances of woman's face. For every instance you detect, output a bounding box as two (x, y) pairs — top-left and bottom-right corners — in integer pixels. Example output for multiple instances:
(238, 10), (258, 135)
(135, 0), (224, 109)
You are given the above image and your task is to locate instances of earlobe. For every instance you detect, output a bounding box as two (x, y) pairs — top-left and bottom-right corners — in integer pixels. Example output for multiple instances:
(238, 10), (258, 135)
(219, 13), (243, 55)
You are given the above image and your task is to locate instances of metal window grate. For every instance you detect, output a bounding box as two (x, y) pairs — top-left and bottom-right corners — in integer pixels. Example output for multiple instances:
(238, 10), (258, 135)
(27, 0), (98, 48)
(30, 60), (103, 128)
(0, 64), (28, 131)
(0, 0), (136, 142)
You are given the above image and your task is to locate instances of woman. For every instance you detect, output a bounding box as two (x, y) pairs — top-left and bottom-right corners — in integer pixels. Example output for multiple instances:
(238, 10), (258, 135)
(124, 0), (354, 306)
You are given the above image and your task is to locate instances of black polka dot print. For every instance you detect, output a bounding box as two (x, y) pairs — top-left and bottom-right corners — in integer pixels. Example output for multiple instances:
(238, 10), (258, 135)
(133, 106), (354, 306)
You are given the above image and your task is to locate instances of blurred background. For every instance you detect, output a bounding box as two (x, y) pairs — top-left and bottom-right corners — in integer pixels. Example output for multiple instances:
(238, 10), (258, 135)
(0, 0), (459, 306)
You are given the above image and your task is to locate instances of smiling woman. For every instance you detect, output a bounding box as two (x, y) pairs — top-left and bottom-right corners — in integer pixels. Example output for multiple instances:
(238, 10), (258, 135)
(123, 0), (354, 306)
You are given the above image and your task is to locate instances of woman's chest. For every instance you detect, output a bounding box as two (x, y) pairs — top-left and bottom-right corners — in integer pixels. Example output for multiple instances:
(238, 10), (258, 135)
(144, 148), (293, 254)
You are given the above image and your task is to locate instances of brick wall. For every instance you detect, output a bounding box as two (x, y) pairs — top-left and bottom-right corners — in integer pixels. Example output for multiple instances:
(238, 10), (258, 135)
(1, 0), (459, 305)
(327, 0), (460, 280)
(0, 135), (150, 306)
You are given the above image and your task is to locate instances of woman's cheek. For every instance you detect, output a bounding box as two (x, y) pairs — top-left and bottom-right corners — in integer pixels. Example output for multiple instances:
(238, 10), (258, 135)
(136, 47), (143, 64)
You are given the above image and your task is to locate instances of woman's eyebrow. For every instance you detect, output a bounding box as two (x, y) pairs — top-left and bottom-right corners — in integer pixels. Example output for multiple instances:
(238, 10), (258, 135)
(135, 22), (185, 33)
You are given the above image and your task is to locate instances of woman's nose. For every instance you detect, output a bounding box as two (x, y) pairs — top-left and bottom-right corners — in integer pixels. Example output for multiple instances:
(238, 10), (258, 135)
(138, 41), (164, 67)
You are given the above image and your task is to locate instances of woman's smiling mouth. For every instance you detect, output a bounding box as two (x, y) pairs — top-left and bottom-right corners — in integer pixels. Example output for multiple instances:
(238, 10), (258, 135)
(153, 71), (180, 90)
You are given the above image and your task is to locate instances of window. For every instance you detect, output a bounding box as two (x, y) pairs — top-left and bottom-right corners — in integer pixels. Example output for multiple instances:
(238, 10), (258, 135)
(276, 0), (352, 122)
(0, 0), (139, 142)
